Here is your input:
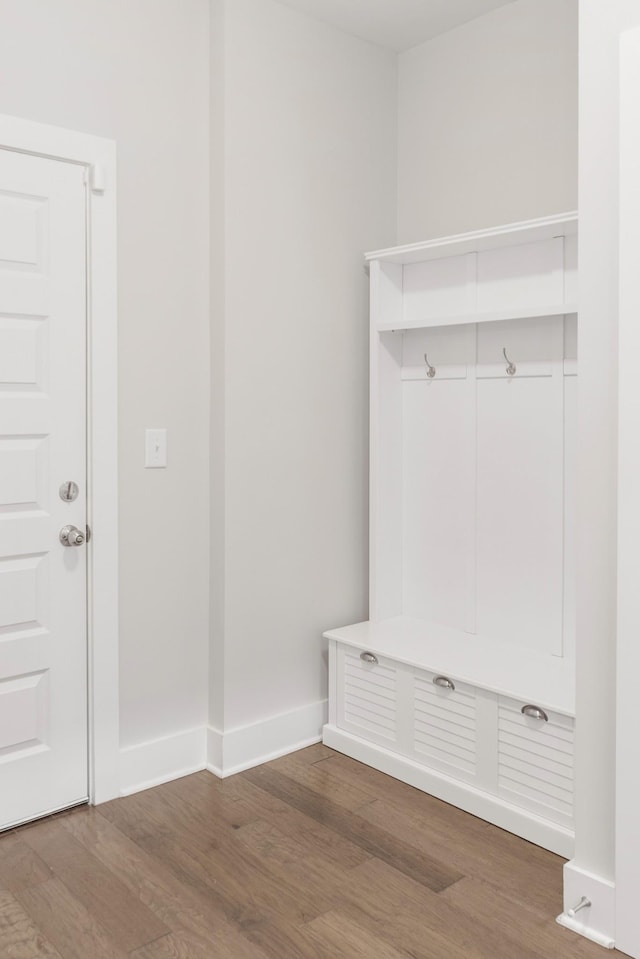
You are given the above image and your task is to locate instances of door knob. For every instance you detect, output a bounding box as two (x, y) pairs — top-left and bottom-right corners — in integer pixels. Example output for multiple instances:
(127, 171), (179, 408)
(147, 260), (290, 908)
(60, 525), (85, 547)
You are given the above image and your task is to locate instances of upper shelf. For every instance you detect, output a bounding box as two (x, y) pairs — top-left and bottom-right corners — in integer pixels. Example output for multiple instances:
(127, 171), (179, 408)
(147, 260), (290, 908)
(366, 212), (579, 266)
(369, 212), (579, 333)
(377, 303), (578, 333)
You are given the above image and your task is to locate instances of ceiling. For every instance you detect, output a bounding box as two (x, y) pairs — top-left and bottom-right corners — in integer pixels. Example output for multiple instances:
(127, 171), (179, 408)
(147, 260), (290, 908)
(278, 0), (516, 52)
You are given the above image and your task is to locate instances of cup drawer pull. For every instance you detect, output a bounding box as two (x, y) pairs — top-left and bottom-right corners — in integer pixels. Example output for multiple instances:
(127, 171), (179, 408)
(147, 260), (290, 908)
(521, 704), (549, 722)
(360, 651), (379, 665)
(433, 675), (455, 691)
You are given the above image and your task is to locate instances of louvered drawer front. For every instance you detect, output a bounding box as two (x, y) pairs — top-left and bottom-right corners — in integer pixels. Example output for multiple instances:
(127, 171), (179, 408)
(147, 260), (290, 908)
(412, 672), (478, 784)
(337, 648), (400, 748)
(497, 697), (574, 828)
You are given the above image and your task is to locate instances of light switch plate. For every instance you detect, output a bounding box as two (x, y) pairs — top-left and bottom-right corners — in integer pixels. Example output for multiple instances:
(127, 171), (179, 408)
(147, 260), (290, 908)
(145, 428), (167, 468)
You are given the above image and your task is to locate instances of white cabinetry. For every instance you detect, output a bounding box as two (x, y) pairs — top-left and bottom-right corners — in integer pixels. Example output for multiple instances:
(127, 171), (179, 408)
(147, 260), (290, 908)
(324, 213), (578, 858)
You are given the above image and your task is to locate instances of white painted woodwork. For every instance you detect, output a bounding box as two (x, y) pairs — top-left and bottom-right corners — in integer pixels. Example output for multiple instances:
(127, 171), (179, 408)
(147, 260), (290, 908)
(366, 212), (578, 265)
(616, 22), (640, 959)
(563, 347), (577, 664)
(476, 317), (565, 654)
(412, 671), (481, 785)
(371, 214), (577, 332)
(402, 326), (476, 631)
(497, 696), (574, 829)
(325, 618), (574, 716)
(324, 724), (574, 857)
(564, 232), (579, 305)
(476, 237), (564, 313)
(336, 647), (402, 748)
(325, 214), (578, 853)
(369, 316), (404, 620)
(403, 252), (476, 326)
(0, 149), (87, 830)
(328, 636), (575, 840)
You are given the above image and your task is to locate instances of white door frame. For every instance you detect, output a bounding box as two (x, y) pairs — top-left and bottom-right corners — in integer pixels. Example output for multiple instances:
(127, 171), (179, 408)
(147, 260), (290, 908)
(616, 24), (640, 959)
(0, 113), (119, 805)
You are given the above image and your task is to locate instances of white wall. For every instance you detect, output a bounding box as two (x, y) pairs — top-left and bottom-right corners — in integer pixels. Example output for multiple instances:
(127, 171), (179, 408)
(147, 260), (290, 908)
(210, 0), (226, 737)
(209, 0), (397, 764)
(397, 0), (578, 243)
(0, 0), (581, 793)
(0, 0), (211, 752)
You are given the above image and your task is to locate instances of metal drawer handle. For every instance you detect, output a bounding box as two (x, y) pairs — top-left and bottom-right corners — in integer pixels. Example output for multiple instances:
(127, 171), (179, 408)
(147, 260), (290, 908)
(433, 675), (455, 691)
(360, 651), (378, 665)
(521, 704), (548, 722)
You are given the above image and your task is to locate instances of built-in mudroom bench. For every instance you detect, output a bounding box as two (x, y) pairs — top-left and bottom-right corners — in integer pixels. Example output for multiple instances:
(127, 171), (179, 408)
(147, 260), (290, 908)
(323, 213), (578, 859)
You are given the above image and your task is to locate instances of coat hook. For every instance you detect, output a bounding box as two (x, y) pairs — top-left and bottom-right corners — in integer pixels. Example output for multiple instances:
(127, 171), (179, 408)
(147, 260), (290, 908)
(424, 353), (436, 378)
(503, 347), (516, 376)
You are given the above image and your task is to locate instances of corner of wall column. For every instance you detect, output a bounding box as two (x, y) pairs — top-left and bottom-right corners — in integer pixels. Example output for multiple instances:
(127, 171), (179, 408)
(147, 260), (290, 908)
(209, 0), (227, 741)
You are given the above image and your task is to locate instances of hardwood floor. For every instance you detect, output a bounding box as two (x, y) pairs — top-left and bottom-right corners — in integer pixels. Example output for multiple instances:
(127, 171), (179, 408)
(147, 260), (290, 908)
(0, 745), (620, 958)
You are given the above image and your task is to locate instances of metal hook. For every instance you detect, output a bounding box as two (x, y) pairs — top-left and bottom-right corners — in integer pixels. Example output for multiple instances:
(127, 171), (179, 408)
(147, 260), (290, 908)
(424, 353), (436, 378)
(503, 347), (516, 376)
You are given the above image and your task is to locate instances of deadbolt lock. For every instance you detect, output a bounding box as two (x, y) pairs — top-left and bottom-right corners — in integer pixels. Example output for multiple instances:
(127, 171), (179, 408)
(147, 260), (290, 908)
(59, 481), (79, 502)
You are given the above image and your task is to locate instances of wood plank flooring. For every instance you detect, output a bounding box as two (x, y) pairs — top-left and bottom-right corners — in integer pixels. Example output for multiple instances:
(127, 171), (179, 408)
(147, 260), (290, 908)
(0, 745), (621, 958)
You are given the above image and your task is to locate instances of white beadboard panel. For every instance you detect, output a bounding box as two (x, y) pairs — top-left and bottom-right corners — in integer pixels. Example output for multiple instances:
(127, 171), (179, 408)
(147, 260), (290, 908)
(401, 324), (473, 380)
(563, 372), (577, 662)
(476, 318), (564, 654)
(402, 372), (476, 632)
(499, 728), (573, 770)
(476, 238), (564, 313)
(563, 233), (579, 306)
(402, 325), (476, 367)
(564, 312), (578, 362)
(477, 313), (563, 367)
(498, 696), (574, 829)
(402, 252), (476, 326)
(338, 647), (401, 747)
(370, 329), (403, 621)
(412, 671), (478, 783)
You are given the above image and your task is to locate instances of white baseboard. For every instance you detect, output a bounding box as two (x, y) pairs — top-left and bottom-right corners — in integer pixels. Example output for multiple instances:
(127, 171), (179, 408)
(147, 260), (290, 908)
(323, 724), (574, 858)
(116, 700), (328, 796)
(556, 861), (615, 949)
(207, 699), (327, 778)
(119, 726), (207, 796)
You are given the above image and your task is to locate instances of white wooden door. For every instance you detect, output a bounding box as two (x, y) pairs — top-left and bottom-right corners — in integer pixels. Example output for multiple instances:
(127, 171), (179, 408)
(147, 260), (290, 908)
(0, 149), (88, 829)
